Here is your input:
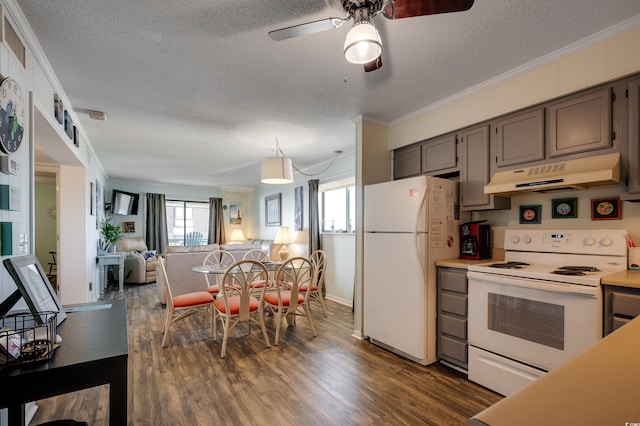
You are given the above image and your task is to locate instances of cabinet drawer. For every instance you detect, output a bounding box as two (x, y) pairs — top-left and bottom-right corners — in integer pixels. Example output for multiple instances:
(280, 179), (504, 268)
(439, 269), (467, 294)
(613, 316), (631, 332)
(440, 314), (467, 339)
(440, 292), (467, 316)
(440, 335), (467, 364)
(612, 291), (640, 318)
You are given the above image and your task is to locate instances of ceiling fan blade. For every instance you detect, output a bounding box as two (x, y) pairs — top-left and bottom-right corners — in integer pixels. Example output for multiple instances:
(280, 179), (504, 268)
(364, 56), (382, 73)
(268, 17), (346, 41)
(384, 0), (474, 19)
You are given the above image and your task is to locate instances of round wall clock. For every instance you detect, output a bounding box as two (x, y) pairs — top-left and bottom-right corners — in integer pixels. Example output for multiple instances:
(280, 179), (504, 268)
(0, 77), (25, 154)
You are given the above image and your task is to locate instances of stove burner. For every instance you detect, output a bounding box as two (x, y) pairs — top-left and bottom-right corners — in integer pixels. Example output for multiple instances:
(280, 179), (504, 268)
(488, 261), (530, 269)
(558, 266), (601, 272)
(552, 270), (586, 276)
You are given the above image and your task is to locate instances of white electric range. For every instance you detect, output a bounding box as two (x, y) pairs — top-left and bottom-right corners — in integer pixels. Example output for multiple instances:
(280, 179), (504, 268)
(466, 229), (628, 396)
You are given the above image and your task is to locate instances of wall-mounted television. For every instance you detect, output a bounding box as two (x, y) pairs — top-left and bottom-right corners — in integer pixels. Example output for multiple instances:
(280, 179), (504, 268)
(111, 189), (139, 215)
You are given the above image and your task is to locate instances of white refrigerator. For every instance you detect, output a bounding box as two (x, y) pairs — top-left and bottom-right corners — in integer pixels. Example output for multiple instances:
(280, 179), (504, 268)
(364, 175), (460, 365)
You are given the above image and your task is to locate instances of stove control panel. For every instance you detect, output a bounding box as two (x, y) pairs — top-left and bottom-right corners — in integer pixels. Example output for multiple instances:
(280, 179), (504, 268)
(504, 229), (628, 256)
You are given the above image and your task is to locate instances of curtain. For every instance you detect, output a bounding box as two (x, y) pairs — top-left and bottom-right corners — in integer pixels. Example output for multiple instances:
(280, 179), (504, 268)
(308, 179), (321, 254)
(208, 197), (226, 244)
(146, 193), (168, 253)
(308, 179), (323, 296)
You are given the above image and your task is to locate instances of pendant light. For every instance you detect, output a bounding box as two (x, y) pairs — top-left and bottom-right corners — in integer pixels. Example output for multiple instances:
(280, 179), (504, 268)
(261, 139), (293, 184)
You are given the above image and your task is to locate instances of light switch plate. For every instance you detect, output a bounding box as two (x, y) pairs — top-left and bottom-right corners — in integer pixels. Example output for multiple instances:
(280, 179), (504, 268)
(1, 156), (19, 175)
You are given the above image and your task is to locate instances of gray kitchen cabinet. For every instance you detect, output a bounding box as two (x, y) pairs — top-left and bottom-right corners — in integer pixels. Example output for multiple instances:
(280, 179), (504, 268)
(422, 133), (458, 175)
(603, 285), (640, 335)
(393, 144), (422, 180)
(622, 77), (640, 198)
(438, 267), (468, 370)
(493, 108), (545, 168)
(460, 124), (510, 211)
(546, 86), (613, 158)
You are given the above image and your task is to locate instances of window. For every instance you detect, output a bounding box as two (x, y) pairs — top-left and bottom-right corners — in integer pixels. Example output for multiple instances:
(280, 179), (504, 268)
(165, 200), (209, 246)
(320, 185), (355, 233)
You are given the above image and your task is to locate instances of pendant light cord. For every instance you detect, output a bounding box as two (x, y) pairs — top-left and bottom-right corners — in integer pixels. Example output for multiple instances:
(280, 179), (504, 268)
(274, 137), (342, 177)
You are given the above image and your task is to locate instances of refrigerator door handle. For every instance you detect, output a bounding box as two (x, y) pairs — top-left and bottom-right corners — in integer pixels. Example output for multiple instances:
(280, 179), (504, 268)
(413, 187), (428, 280)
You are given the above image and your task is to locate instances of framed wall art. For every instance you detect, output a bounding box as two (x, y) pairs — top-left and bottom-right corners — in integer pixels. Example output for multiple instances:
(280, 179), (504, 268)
(63, 110), (73, 139)
(229, 203), (242, 225)
(265, 193), (281, 227)
(123, 221), (136, 233)
(73, 125), (79, 147)
(591, 197), (621, 220)
(519, 205), (541, 224)
(90, 181), (95, 216)
(294, 186), (303, 231)
(53, 94), (63, 124)
(551, 198), (577, 219)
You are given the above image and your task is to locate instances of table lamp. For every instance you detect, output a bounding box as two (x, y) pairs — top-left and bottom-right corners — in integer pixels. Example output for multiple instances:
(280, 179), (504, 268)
(274, 226), (293, 260)
(229, 229), (246, 244)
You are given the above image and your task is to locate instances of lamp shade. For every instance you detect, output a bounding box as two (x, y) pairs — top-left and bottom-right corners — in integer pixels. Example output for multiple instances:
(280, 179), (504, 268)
(344, 20), (382, 64)
(229, 229), (246, 243)
(261, 157), (293, 184)
(273, 226), (293, 245)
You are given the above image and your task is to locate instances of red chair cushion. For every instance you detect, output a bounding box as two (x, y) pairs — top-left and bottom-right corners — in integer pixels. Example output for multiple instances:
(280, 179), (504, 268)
(298, 282), (317, 292)
(264, 291), (304, 306)
(214, 296), (259, 314)
(249, 279), (267, 288)
(207, 285), (220, 294)
(173, 291), (214, 308)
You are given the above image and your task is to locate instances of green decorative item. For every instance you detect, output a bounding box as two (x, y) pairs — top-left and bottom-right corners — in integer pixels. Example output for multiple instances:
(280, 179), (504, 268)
(100, 216), (123, 253)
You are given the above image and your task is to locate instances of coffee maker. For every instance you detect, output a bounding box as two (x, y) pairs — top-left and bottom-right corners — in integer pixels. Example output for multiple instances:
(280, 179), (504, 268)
(460, 220), (491, 260)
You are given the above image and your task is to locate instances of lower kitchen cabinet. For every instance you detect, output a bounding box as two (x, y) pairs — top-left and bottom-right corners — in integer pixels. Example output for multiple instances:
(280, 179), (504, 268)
(437, 267), (468, 370)
(603, 285), (640, 335)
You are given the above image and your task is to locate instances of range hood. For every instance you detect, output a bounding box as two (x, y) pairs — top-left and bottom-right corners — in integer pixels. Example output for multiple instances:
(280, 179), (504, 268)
(484, 152), (621, 195)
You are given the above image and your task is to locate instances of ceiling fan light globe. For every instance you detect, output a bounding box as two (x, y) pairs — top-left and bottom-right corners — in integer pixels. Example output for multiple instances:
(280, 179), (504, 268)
(261, 156), (294, 184)
(344, 21), (382, 64)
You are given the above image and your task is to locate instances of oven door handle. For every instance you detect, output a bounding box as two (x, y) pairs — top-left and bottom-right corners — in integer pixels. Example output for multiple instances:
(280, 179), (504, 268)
(467, 271), (598, 297)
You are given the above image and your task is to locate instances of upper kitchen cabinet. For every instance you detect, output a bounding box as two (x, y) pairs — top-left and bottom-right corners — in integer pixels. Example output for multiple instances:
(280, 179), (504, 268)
(546, 85), (614, 158)
(422, 133), (458, 175)
(393, 133), (459, 180)
(492, 108), (545, 169)
(460, 124), (510, 211)
(393, 144), (422, 180)
(622, 76), (640, 199)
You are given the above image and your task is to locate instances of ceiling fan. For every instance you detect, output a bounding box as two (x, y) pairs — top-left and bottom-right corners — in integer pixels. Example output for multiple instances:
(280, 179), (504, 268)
(268, 0), (474, 72)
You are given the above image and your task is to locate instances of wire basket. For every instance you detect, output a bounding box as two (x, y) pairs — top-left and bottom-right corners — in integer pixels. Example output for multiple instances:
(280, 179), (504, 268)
(0, 311), (58, 370)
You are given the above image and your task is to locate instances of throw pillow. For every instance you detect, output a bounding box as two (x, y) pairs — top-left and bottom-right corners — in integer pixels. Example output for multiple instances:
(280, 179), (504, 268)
(142, 250), (157, 260)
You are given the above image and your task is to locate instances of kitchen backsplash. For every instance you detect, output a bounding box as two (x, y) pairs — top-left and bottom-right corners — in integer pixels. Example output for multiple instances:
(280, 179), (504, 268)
(472, 185), (640, 249)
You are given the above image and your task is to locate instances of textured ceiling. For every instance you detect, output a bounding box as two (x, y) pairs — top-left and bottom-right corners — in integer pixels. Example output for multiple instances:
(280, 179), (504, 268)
(18, 0), (640, 190)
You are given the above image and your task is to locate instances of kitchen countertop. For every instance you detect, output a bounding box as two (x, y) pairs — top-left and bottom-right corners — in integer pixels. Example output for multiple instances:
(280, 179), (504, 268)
(435, 258), (500, 269)
(601, 269), (640, 289)
(467, 314), (640, 426)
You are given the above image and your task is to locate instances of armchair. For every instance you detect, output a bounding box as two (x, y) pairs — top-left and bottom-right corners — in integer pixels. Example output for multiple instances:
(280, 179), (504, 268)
(115, 237), (159, 284)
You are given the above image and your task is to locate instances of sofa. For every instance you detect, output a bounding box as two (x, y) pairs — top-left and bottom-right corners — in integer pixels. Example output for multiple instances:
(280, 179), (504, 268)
(115, 237), (159, 284)
(156, 239), (273, 304)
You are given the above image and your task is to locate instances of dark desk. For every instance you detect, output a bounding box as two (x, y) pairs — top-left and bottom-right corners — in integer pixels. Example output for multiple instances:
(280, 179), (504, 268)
(0, 299), (128, 425)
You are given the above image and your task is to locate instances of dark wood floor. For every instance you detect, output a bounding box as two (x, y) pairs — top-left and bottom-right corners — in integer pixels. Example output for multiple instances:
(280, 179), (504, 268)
(32, 282), (501, 425)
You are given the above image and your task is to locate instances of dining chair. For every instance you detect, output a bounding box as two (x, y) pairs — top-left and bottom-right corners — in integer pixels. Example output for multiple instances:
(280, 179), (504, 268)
(242, 249), (270, 289)
(263, 257), (317, 345)
(214, 259), (272, 357)
(302, 250), (328, 317)
(242, 249), (269, 262)
(158, 256), (215, 347)
(203, 250), (236, 295)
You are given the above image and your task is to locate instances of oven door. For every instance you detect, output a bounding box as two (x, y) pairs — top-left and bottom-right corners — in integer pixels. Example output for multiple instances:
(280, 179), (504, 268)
(467, 271), (601, 372)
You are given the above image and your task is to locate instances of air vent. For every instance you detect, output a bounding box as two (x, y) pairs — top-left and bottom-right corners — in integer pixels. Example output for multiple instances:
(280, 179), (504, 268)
(3, 16), (25, 68)
(527, 162), (566, 177)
